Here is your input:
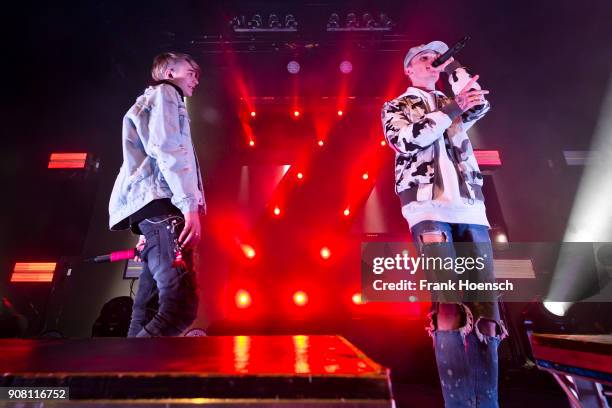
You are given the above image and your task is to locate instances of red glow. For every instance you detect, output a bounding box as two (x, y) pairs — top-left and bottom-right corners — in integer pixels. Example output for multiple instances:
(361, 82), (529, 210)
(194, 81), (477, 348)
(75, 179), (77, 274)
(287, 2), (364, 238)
(11, 262), (56, 283)
(380, 140), (387, 146)
(249, 140), (255, 147)
(235, 290), (252, 309)
(250, 111), (256, 118)
(475, 150), (502, 166)
(293, 291), (308, 306)
(343, 208), (350, 217)
(337, 110), (343, 116)
(317, 140), (324, 147)
(362, 172), (369, 180)
(296, 172), (304, 180)
(293, 110), (301, 118)
(320, 247), (331, 260)
(240, 244), (256, 259)
(352, 293), (363, 305)
(48, 153), (87, 169)
(273, 206), (281, 216)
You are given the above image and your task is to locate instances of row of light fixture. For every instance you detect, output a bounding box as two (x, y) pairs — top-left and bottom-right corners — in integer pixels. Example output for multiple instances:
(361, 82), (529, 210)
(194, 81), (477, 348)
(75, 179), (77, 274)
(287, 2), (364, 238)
(234, 289), (364, 309)
(230, 12), (394, 32)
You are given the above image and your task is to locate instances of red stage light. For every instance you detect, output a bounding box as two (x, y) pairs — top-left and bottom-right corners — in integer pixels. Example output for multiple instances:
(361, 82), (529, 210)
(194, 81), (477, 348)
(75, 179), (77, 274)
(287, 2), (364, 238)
(249, 140), (255, 147)
(474, 150), (502, 166)
(293, 291), (308, 306)
(343, 208), (350, 217)
(362, 172), (369, 180)
(337, 110), (343, 116)
(235, 290), (252, 309)
(380, 140), (387, 146)
(48, 153), (87, 169)
(320, 247), (331, 260)
(273, 206), (281, 216)
(317, 140), (324, 147)
(352, 293), (363, 305)
(250, 111), (256, 118)
(296, 172), (304, 180)
(293, 110), (301, 118)
(240, 244), (256, 259)
(11, 262), (56, 283)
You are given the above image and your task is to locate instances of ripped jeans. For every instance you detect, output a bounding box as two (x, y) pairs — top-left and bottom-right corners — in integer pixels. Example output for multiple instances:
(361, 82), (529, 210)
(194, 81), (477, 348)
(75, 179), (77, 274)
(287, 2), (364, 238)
(411, 221), (508, 408)
(127, 215), (199, 337)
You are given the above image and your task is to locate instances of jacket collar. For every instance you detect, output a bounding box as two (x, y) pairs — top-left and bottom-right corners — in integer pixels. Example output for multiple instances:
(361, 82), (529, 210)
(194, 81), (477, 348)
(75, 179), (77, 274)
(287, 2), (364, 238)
(151, 80), (184, 100)
(400, 86), (445, 99)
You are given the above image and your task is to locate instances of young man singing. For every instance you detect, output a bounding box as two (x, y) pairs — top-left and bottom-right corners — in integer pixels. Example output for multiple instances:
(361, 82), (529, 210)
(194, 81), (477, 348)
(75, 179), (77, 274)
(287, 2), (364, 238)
(381, 41), (507, 407)
(109, 52), (206, 337)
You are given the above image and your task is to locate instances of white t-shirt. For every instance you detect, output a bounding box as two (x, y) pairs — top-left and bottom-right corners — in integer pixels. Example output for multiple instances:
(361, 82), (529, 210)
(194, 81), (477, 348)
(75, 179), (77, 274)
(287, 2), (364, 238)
(401, 90), (490, 229)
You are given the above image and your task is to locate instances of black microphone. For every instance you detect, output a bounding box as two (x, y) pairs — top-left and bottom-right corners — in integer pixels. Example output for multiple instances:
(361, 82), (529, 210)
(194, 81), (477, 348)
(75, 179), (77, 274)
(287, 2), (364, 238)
(85, 248), (140, 263)
(432, 36), (471, 67)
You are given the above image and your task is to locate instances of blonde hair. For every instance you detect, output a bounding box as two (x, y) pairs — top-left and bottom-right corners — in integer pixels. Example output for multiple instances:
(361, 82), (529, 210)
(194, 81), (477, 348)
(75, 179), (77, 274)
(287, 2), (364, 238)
(151, 52), (200, 81)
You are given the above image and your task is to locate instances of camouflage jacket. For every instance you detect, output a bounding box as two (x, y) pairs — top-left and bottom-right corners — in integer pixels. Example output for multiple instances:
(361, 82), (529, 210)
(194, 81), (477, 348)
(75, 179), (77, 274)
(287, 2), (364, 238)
(381, 67), (490, 206)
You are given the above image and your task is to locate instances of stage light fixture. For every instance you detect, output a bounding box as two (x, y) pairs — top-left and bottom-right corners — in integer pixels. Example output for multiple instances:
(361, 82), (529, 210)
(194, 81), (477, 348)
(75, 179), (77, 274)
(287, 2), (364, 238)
(48, 153), (88, 169)
(273, 206), (281, 216)
(293, 291), (308, 306)
(293, 110), (301, 117)
(337, 110), (343, 116)
(247, 14), (263, 29)
(250, 111), (256, 118)
(317, 140), (324, 147)
(11, 262), (57, 283)
(287, 61), (300, 74)
(296, 172), (304, 180)
(240, 244), (256, 259)
(235, 290), (252, 309)
(285, 14), (298, 29)
(249, 140), (255, 147)
(380, 140), (387, 146)
(327, 13), (340, 29)
(363, 13), (377, 28)
(343, 208), (350, 217)
(320, 247), (331, 260)
(339, 61), (353, 74)
(268, 14), (281, 29)
(346, 13), (359, 28)
(362, 172), (369, 180)
(352, 293), (363, 305)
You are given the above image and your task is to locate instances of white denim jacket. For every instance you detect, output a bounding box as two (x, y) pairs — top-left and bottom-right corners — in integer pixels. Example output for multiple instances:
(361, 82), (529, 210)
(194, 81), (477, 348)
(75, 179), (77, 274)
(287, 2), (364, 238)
(109, 81), (206, 230)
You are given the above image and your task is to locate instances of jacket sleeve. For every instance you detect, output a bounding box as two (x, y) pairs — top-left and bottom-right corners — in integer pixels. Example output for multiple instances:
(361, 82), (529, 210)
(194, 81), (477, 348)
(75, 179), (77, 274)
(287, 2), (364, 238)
(446, 61), (491, 127)
(381, 98), (453, 154)
(145, 85), (201, 215)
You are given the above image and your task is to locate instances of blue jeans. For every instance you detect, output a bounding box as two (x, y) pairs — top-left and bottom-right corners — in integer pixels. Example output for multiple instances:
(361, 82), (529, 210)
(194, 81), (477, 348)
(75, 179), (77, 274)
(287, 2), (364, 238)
(411, 221), (507, 408)
(127, 215), (199, 337)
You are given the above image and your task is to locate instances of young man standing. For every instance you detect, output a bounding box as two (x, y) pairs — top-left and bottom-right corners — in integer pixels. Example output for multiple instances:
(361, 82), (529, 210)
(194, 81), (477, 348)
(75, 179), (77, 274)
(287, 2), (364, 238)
(109, 52), (206, 337)
(381, 41), (507, 407)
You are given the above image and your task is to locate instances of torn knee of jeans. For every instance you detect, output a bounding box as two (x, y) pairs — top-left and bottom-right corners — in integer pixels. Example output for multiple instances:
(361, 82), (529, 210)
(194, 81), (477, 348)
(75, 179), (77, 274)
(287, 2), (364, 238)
(474, 317), (509, 344)
(419, 230), (447, 245)
(426, 303), (474, 345)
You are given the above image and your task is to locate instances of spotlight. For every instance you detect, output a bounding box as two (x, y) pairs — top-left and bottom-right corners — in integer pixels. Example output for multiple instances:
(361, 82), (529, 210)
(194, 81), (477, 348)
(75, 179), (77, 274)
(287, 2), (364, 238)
(339, 60), (353, 74)
(352, 293), (363, 305)
(362, 172), (369, 180)
(250, 111), (256, 118)
(380, 140), (386, 146)
(247, 14), (263, 29)
(293, 110), (301, 117)
(346, 12), (359, 28)
(235, 290), (252, 309)
(495, 232), (508, 243)
(379, 13), (394, 28)
(327, 13), (340, 29)
(320, 247), (331, 260)
(249, 140), (255, 147)
(337, 110), (343, 116)
(287, 60), (300, 74)
(268, 14), (281, 29)
(363, 13), (377, 28)
(285, 14), (298, 29)
(273, 206), (281, 216)
(296, 172), (304, 180)
(343, 208), (350, 216)
(317, 140), (324, 147)
(293, 291), (308, 306)
(543, 301), (572, 317)
(240, 244), (256, 259)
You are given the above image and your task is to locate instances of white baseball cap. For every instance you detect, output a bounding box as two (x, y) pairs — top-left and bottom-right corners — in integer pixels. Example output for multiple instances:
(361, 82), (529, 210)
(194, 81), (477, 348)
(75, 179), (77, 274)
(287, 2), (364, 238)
(403, 41), (449, 69)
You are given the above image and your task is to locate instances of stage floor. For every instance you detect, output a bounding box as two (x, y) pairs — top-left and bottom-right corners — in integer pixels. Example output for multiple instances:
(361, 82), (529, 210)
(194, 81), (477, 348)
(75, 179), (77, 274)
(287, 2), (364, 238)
(0, 335), (393, 407)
